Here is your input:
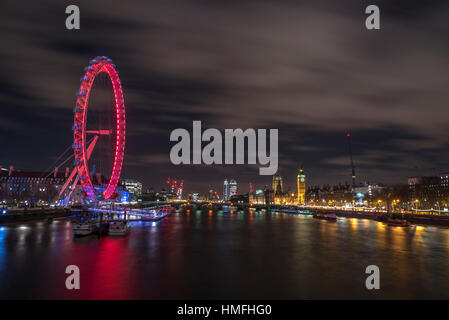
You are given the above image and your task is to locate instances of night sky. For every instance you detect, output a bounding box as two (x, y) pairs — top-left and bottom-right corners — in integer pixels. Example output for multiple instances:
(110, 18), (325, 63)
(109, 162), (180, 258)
(1, 1), (448, 195)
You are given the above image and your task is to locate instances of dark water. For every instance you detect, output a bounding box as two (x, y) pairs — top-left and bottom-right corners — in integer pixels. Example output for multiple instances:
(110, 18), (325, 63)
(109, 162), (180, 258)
(1, 210), (449, 299)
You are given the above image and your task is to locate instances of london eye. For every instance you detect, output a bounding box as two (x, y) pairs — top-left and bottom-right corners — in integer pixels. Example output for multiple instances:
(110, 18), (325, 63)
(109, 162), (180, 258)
(70, 56), (126, 201)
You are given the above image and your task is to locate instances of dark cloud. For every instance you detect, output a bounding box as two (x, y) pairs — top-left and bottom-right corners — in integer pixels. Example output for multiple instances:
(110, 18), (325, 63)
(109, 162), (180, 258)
(0, 1), (448, 195)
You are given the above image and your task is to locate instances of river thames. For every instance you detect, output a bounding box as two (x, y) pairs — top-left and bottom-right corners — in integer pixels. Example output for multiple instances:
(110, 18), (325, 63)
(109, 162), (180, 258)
(1, 210), (449, 299)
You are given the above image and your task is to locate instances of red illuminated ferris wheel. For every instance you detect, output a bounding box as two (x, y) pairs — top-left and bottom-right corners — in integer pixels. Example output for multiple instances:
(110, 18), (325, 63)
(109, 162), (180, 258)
(70, 56), (126, 200)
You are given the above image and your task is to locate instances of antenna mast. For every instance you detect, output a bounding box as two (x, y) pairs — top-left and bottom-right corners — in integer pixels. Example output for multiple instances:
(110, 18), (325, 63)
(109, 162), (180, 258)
(346, 131), (356, 205)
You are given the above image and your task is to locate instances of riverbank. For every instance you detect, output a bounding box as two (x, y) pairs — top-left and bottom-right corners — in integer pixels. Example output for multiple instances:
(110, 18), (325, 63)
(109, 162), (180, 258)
(0, 208), (74, 225)
(310, 209), (449, 228)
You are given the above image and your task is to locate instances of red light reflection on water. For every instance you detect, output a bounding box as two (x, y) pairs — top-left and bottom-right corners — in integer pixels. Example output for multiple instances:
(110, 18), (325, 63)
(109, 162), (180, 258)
(63, 236), (138, 299)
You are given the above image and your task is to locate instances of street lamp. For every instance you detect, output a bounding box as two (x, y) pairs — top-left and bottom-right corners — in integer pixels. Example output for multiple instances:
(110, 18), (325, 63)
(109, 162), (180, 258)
(414, 199), (419, 212)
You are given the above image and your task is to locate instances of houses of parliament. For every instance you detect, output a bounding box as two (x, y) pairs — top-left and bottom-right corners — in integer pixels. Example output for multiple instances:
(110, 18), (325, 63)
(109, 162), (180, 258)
(272, 167), (306, 205)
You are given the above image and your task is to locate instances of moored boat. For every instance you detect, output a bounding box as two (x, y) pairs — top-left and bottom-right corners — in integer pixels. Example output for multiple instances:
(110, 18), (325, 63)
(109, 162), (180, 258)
(323, 214), (337, 221)
(387, 218), (410, 227)
(313, 213), (337, 221)
(108, 221), (131, 236)
(73, 221), (97, 236)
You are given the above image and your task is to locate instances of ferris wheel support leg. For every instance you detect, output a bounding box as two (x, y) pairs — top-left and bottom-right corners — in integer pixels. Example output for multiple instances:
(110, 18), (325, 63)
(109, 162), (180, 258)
(58, 136), (99, 201)
(63, 175), (80, 205)
(58, 167), (79, 199)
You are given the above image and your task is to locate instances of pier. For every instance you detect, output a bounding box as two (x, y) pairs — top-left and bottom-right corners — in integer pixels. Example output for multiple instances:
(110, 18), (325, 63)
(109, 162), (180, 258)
(86, 206), (171, 222)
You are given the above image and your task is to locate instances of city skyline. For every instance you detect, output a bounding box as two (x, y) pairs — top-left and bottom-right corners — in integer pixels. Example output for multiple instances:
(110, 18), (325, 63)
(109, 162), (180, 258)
(1, 1), (449, 195)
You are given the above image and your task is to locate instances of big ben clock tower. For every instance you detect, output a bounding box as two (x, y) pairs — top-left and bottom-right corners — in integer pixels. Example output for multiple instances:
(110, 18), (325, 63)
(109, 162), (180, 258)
(297, 166), (306, 205)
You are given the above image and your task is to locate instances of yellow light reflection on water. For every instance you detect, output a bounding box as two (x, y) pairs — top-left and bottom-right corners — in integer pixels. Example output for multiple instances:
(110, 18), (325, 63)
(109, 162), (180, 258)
(376, 222), (386, 231)
(363, 220), (370, 228)
(349, 218), (358, 230)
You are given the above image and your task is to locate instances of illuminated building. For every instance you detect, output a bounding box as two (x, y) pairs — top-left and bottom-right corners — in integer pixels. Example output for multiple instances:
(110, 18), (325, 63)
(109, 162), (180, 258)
(441, 173), (449, 188)
(353, 182), (383, 206)
(408, 175), (447, 209)
(297, 167), (306, 205)
(306, 182), (353, 206)
(0, 170), (66, 203)
(229, 180), (237, 197)
(249, 189), (265, 205)
(223, 179), (230, 201)
(191, 193), (199, 201)
(0, 168), (105, 204)
(272, 174), (294, 205)
(272, 175), (283, 195)
(229, 194), (248, 205)
(122, 179), (143, 200)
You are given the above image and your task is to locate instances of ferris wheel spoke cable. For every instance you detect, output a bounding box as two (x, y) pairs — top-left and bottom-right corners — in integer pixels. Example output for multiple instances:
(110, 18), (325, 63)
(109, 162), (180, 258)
(40, 144), (73, 179)
(43, 137), (97, 180)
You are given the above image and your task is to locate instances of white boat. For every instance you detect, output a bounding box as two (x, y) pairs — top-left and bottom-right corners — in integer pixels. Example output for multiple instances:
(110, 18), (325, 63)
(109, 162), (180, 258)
(108, 221), (131, 236)
(73, 221), (97, 236)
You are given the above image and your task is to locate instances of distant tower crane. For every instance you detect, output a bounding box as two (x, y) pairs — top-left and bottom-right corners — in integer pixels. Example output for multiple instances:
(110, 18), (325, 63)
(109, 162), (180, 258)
(177, 180), (184, 200)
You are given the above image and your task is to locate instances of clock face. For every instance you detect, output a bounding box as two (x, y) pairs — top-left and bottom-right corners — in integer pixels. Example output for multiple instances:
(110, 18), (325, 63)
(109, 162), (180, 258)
(301, 178), (304, 182)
